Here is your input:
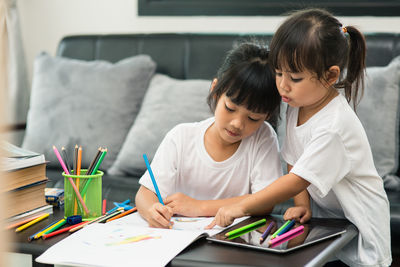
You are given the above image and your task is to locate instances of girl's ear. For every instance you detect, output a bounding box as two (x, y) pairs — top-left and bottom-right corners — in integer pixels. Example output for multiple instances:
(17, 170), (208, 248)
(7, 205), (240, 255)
(210, 78), (218, 92)
(325, 66), (340, 86)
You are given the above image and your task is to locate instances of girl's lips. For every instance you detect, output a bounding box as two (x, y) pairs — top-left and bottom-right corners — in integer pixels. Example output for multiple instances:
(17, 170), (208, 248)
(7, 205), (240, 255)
(282, 96), (290, 103)
(226, 129), (239, 137)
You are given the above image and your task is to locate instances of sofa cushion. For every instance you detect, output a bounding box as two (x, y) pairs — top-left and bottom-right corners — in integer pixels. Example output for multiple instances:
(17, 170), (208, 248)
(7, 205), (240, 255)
(22, 52), (156, 170)
(357, 56), (400, 190)
(108, 73), (212, 176)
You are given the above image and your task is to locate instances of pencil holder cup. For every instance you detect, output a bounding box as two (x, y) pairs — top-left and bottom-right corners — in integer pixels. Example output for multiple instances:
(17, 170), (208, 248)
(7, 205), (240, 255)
(62, 169), (103, 221)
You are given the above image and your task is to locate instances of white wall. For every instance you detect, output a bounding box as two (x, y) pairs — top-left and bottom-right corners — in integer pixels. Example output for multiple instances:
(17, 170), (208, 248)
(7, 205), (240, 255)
(18, 0), (400, 83)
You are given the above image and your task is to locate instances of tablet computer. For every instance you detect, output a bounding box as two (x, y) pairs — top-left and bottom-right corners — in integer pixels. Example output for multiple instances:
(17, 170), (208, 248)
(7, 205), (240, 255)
(206, 215), (347, 254)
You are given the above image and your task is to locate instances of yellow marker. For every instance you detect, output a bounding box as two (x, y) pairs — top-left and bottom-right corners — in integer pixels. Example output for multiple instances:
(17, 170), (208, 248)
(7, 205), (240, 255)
(16, 213), (49, 232)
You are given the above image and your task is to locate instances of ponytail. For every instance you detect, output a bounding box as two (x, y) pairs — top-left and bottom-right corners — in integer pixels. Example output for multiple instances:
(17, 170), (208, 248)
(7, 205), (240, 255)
(338, 26), (366, 109)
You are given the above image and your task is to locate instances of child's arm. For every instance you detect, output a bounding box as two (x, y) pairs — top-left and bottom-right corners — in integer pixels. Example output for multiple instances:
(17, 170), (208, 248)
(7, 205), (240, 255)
(164, 193), (251, 217)
(284, 190), (311, 223)
(135, 185), (173, 228)
(283, 164), (312, 223)
(207, 172), (310, 228)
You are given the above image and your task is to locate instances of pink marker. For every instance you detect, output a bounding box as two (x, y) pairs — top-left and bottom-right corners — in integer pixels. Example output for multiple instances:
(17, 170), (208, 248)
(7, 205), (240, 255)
(52, 145), (89, 214)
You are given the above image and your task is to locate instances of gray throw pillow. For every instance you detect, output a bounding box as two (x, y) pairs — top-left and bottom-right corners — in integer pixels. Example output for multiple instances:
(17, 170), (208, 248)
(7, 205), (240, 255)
(357, 56), (400, 190)
(108, 74), (213, 176)
(22, 52), (156, 170)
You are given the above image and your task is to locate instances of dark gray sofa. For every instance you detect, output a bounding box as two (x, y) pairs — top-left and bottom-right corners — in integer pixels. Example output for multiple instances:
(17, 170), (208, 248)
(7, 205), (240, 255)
(43, 33), (400, 239)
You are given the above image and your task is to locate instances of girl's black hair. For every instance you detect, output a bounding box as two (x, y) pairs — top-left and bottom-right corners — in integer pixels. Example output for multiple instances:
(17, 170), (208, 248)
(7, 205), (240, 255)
(207, 42), (281, 127)
(269, 8), (366, 108)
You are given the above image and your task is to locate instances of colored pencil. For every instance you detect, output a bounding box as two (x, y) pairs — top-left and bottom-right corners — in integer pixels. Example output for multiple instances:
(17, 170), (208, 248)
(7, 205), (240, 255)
(69, 220), (91, 233)
(28, 219), (59, 241)
(106, 199), (130, 214)
(106, 207), (137, 222)
(61, 146), (71, 173)
(259, 221), (275, 244)
(96, 209), (124, 223)
(276, 219), (295, 237)
(143, 153), (164, 205)
(269, 225), (305, 246)
(6, 214), (44, 230)
(52, 145), (89, 214)
(42, 219), (67, 236)
(225, 218), (266, 237)
(271, 219), (292, 239)
(34, 219), (66, 239)
(74, 146), (82, 214)
(69, 208), (123, 233)
(42, 221), (86, 240)
(16, 213), (49, 232)
(86, 147), (102, 175)
(81, 148), (107, 197)
(73, 144), (78, 175)
(102, 199), (107, 215)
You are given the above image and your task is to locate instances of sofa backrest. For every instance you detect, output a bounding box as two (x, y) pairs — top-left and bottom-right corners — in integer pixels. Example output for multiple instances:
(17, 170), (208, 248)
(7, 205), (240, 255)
(57, 33), (400, 80)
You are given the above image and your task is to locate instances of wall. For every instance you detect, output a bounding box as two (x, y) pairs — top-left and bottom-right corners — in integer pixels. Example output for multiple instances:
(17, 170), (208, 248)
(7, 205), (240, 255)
(18, 0), (400, 83)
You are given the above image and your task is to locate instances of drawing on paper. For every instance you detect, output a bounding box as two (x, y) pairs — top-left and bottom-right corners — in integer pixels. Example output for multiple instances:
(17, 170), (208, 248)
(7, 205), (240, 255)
(106, 234), (161, 246)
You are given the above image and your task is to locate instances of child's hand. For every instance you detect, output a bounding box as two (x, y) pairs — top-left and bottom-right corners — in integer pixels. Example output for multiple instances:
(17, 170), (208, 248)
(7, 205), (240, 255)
(206, 204), (245, 229)
(164, 192), (201, 217)
(146, 202), (174, 229)
(283, 206), (311, 224)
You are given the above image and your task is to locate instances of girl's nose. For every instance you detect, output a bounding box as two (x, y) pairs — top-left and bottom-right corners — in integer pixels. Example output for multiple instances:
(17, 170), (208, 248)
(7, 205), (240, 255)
(231, 117), (245, 130)
(279, 76), (290, 92)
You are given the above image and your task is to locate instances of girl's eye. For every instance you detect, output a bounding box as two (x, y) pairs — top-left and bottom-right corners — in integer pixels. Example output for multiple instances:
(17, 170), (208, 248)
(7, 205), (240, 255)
(275, 72), (282, 77)
(248, 117), (260, 122)
(225, 104), (234, 112)
(291, 77), (303, 83)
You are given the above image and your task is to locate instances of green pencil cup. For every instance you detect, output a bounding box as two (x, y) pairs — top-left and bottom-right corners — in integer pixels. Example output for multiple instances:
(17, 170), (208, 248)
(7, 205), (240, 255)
(62, 169), (103, 221)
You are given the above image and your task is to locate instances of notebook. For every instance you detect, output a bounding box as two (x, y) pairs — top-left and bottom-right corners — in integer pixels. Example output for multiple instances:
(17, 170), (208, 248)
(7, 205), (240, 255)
(207, 215), (347, 253)
(36, 213), (248, 267)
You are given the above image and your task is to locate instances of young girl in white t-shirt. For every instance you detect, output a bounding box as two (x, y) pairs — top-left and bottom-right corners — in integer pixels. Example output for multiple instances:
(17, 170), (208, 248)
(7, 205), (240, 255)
(208, 8), (391, 267)
(135, 42), (283, 229)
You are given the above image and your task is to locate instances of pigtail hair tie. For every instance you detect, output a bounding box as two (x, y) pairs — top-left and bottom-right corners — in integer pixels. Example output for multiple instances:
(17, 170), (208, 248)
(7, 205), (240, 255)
(342, 27), (348, 34)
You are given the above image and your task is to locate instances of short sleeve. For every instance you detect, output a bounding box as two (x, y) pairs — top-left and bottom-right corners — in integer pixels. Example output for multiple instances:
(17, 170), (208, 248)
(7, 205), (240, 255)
(290, 130), (351, 197)
(138, 127), (180, 198)
(250, 126), (283, 193)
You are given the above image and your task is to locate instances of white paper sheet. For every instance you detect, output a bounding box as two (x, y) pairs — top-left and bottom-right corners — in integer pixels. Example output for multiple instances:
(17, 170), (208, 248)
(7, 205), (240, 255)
(36, 215), (248, 267)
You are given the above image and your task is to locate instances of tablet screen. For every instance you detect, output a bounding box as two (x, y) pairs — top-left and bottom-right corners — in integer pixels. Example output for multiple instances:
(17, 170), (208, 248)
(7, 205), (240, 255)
(207, 215), (347, 253)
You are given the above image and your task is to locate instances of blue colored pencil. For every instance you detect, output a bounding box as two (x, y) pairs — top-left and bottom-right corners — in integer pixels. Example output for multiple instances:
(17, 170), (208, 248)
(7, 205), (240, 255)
(143, 154), (164, 205)
(277, 220), (295, 237)
(27, 220), (59, 242)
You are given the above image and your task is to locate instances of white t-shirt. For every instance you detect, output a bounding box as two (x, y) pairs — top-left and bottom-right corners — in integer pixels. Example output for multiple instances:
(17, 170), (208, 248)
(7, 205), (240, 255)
(282, 94), (391, 267)
(139, 117), (282, 200)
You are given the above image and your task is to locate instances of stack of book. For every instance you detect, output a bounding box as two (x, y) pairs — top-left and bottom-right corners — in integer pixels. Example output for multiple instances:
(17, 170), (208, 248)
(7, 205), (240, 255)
(1, 141), (52, 222)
